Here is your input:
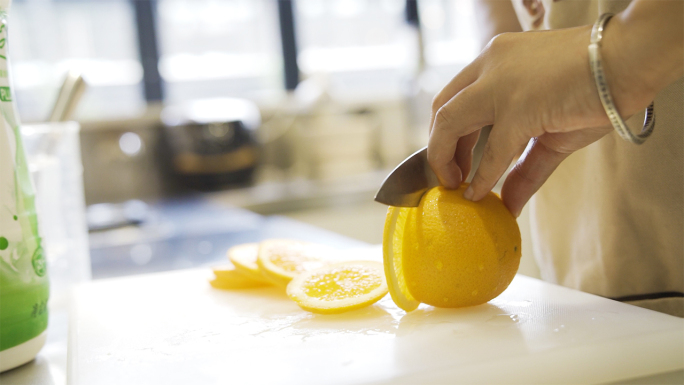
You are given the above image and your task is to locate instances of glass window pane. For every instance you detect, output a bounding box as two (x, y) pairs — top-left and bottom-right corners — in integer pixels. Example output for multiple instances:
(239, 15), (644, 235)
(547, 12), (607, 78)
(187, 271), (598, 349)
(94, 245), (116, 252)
(11, 0), (145, 122)
(294, 0), (417, 100)
(156, 0), (284, 104)
(418, 0), (480, 92)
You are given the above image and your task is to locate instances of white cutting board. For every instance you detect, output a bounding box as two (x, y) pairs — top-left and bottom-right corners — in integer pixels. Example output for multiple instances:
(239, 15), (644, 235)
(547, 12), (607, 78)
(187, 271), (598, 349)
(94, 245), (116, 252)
(68, 247), (683, 385)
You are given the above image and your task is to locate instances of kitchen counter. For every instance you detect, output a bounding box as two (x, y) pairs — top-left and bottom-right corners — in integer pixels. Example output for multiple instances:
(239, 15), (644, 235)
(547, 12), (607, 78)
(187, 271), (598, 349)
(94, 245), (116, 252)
(1, 198), (682, 384)
(3, 270), (683, 385)
(0, 199), (366, 385)
(67, 264), (683, 385)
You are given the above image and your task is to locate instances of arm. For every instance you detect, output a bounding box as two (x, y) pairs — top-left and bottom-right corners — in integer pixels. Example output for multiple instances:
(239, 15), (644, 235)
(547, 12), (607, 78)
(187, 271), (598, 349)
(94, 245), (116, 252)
(427, 0), (683, 217)
(474, 0), (522, 48)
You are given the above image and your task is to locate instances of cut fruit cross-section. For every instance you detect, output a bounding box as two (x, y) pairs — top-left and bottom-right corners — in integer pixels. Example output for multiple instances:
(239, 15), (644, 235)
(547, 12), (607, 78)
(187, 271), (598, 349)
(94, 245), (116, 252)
(210, 266), (270, 290)
(256, 239), (330, 287)
(228, 243), (271, 284)
(287, 261), (388, 314)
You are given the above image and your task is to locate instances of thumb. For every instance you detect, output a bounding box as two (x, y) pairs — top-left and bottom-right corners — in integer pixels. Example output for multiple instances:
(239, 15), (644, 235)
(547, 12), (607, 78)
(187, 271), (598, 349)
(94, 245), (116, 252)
(500, 138), (570, 217)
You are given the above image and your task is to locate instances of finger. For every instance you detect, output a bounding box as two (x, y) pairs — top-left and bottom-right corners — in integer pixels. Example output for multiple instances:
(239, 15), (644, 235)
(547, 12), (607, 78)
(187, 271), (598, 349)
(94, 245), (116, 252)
(500, 138), (570, 217)
(465, 124), (528, 201)
(429, 60), (481, 135)
(430, 130), (482, 190)
(454, 130), (481, 182)
(428, 83), (493, 189)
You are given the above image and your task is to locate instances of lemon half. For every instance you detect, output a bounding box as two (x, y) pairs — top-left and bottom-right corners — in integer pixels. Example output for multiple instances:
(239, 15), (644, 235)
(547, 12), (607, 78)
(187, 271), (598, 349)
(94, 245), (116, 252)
(383, 185), (521, 311)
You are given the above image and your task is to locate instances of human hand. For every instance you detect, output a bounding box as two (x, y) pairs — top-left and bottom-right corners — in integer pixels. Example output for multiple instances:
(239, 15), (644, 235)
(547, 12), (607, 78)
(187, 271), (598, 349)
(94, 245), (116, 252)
(428, 0), (683, 217)
(427, 26), (625, 217)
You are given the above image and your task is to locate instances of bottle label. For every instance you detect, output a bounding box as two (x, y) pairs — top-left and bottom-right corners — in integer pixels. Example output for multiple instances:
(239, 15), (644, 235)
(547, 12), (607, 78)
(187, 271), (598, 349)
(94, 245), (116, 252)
(0, 2), (50, 352)
(0, 86), (11, 101)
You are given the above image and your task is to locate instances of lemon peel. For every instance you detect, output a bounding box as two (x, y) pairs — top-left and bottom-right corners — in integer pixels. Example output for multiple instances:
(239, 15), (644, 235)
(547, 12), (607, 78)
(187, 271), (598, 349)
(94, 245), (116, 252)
(382, 206), (419, 312)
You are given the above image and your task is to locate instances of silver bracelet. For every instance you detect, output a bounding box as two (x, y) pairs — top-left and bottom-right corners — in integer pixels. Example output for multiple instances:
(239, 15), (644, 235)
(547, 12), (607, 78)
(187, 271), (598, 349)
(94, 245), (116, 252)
(588, 13), (655, 145)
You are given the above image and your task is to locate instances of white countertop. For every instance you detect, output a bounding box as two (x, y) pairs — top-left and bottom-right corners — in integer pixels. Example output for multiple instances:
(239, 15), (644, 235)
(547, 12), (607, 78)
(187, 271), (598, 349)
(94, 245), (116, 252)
(2, 271), (682, 384)
(0, 308), (68, 385)
(1, 208), (370, 385)
(61, 247), (683, 385)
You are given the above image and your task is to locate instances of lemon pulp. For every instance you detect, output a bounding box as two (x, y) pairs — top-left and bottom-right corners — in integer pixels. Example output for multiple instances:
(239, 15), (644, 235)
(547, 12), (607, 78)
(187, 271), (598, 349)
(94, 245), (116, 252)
(257, 239), (329, 286)
(287, 261), (388, 314)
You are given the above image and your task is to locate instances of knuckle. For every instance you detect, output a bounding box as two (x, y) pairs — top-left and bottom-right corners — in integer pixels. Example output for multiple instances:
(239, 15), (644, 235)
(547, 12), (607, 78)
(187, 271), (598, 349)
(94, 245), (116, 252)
(470, 171), (487, 192)
(434, 105), (454, 129)
(431, 94), (446, 114)
(426, 148), (443, 167)
(485, 33), (511, 54)
(427, 147), (453, 172)
(510, 162), (535, 185)
(487, 32), (511, 49)
(481, 141), (497, 167)
(476, 143), (500, 182)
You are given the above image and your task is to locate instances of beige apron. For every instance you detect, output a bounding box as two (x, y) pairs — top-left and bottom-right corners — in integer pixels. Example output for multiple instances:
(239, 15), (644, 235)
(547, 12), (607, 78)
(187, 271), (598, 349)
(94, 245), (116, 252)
(511, 0), (684, 316)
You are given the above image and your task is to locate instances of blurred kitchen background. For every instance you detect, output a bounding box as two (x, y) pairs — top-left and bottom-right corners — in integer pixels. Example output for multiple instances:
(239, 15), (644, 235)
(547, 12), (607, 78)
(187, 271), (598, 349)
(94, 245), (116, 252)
(12, 0), (539, 285)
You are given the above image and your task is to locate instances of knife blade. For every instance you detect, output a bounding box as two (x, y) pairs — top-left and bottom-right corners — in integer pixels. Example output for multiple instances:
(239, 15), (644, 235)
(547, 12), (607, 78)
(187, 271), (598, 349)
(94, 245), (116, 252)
(374, 146), (440, 207)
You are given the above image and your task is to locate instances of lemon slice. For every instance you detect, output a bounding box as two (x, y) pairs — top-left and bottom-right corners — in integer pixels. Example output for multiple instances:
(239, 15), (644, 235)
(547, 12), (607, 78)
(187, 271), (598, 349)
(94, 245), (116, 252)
(227, 243), (271, 284)
(287, 261), (388, 314)
(383, 206), (420, 312)
(256, 239), (329, 287)
(210, 266), (270, 290)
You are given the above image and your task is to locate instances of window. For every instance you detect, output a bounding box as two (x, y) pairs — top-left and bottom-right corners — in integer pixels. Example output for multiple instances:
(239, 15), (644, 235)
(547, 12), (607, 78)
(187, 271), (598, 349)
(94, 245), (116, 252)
(418, 0), (480, 92)
(11, 0), (145, 122)
(156, 0), (284, 104)
(8, 0), (481, 120)
(294, 0), (418, 100)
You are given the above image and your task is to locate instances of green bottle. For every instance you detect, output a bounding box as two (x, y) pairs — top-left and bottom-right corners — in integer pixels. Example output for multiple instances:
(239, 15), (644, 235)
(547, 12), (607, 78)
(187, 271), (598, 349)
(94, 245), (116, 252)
(0, 0), (50, 372)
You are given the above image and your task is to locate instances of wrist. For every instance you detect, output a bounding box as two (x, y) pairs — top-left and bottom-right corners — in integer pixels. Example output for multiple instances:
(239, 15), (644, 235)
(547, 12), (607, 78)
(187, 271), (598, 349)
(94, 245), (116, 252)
(601, 3), (684, 118)
(600, 15), (655, 118)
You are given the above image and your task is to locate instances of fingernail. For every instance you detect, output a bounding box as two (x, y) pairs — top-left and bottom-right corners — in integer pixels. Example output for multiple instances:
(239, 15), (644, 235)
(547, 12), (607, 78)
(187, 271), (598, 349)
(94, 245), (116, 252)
(463, 186), (474, 201)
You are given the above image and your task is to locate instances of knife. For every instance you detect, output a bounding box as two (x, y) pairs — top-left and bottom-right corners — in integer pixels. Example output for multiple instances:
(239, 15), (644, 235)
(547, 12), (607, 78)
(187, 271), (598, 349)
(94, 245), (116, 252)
(374, 146), (440, 207)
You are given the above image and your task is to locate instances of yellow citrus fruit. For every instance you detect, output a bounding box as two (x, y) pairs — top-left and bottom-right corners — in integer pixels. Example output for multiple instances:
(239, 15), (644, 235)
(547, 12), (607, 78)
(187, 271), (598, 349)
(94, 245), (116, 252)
(227, 243), (272, 285)
(287, 261), (388, 314)
(256, 239), (330, 287)
(383, 206), (420, 312)
(210, 266), (270, 290)
(383, 184), (521, 310)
